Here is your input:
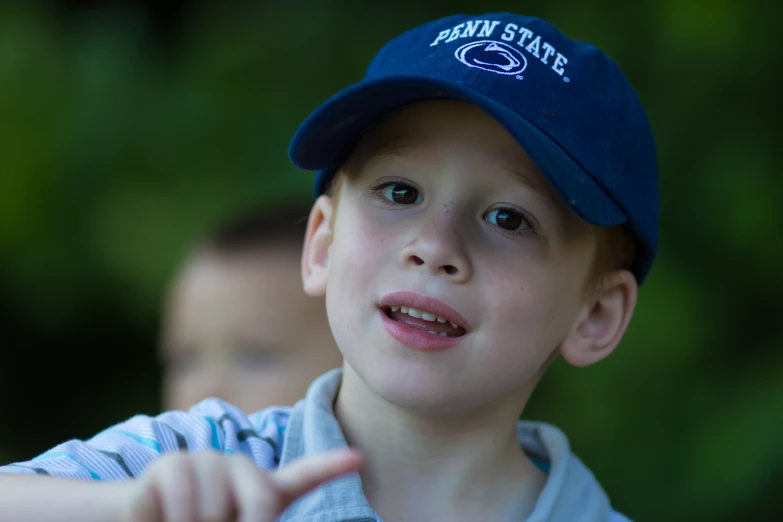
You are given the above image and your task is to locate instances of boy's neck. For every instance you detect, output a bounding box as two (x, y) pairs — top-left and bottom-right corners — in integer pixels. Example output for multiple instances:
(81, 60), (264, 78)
(334, 364), (547, 521)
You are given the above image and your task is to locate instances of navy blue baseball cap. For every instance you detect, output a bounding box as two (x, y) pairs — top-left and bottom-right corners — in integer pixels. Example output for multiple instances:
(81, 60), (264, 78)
(289, 13), (659, 283)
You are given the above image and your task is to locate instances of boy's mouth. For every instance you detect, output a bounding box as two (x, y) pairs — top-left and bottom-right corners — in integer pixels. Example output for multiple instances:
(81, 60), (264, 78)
(382, 306), (467, 338)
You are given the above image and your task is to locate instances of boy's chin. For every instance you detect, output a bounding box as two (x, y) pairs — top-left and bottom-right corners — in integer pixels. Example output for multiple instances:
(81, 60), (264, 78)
(355, 364), (492, 416)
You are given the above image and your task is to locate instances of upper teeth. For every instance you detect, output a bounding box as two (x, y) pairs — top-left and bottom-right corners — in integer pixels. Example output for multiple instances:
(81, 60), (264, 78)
(390, 306), (459, 328)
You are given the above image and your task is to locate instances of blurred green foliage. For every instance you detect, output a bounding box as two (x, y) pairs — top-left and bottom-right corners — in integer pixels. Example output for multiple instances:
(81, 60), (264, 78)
(1, 1), (781, 521)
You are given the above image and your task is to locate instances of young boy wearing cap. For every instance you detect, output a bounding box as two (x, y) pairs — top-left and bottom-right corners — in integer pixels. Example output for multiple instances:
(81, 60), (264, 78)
(0, 12), (656, 522)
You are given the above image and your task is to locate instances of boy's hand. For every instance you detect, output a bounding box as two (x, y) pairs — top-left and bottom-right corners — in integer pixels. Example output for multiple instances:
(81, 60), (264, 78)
(120, 449), (363, 522)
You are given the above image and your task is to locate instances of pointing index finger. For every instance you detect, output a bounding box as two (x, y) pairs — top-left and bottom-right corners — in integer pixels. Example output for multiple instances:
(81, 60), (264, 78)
(270, 449), (363, 507)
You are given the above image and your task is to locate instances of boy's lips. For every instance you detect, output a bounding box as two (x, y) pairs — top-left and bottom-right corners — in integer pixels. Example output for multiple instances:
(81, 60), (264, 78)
(378, 291), (471, 332)
(377, 291), (471, 351)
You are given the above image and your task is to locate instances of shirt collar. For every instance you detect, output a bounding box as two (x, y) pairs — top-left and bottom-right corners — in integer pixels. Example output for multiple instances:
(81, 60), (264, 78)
(279, 369), (378, 522)
(278, 368), (611, 522)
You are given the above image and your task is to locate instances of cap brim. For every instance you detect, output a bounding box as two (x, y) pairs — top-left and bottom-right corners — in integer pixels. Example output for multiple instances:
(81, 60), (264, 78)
(289, 76), (627, 227)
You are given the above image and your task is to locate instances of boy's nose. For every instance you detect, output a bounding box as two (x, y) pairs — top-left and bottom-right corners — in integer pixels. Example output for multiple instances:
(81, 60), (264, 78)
(400, 218), (472, 283)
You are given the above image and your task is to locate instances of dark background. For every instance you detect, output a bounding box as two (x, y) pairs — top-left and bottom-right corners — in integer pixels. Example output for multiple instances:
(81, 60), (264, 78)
(1, 1), (781, 520)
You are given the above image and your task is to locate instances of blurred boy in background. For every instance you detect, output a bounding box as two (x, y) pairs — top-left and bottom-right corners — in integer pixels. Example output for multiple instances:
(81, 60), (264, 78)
(159, 203), (342, 412)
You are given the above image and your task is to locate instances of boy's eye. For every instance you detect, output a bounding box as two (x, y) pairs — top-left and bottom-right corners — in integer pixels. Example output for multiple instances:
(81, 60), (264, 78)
(165, 352), (199, 374)
(379, 182), (422, 205)
(235, 346), (275, 368)
(484, 208), (532, 232)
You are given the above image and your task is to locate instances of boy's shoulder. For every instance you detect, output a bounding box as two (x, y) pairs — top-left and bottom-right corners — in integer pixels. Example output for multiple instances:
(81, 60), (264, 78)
(0, 397), (292, 479)
(517, 421), (632, 522)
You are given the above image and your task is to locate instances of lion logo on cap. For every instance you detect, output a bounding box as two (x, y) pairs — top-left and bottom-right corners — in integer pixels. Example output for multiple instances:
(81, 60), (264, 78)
(454, 40), (527, 76)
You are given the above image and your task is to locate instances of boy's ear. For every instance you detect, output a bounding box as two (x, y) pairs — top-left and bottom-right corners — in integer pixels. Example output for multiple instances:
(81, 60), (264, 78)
(559, 270), (638, 368)
(301, 195), (334, 297)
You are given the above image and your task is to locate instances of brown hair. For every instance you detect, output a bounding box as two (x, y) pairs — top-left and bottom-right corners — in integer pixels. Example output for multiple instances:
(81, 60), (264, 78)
(585, 225), (637, 293)
(197, 202), (313, 257)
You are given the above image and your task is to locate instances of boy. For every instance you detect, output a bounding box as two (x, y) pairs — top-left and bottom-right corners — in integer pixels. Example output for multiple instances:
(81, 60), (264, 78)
(0, 12), (656, 522)
(160, 204), (342, 412)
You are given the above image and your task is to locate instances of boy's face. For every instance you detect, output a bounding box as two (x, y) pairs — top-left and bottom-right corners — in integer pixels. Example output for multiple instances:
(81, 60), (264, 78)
(307, 100), (610, 415)
(161, 248), (341, 413)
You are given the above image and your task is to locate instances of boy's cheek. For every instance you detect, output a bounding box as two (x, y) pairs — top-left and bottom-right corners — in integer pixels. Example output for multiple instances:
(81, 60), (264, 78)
(334, 215), (396, 270)
(328, 233), (383, 298)
(480, 265), (570, 335)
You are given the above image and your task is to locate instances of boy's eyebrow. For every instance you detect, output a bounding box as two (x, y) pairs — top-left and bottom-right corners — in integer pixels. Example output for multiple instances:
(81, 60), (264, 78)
(369, 143), (418, 162)
(501, 162), (559, 203)
(345, 139), (418, 174)
(349, 127), (560, 206)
